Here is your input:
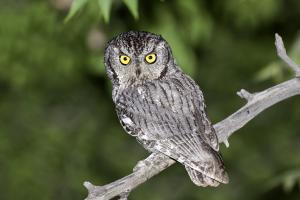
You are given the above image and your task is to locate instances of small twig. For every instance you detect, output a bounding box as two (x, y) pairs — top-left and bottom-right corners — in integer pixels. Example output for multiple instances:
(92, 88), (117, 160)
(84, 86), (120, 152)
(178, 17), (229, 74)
(84, 34), (300, 200)
(84, 182), (104, 200)
(119, 191), (130, 200)
(275, 33), (300, 77)
(237, 89), (254, 102)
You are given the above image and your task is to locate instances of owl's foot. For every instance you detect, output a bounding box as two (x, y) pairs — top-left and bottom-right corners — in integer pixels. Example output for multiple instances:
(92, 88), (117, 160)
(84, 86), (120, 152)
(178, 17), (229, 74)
(133, 160), (148, 172)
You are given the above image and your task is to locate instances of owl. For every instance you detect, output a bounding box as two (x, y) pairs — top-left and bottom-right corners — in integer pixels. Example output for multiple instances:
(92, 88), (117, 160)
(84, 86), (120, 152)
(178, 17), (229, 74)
(104, 31), (229, 187)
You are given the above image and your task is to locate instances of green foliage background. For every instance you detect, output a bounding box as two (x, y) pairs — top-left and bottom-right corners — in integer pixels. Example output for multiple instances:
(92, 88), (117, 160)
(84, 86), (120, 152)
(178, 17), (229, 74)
(1, 0), (300, 199)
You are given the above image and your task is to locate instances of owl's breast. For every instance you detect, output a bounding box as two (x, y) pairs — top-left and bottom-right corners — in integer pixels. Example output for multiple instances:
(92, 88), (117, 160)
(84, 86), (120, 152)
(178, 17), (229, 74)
(115, 79), (204, 141)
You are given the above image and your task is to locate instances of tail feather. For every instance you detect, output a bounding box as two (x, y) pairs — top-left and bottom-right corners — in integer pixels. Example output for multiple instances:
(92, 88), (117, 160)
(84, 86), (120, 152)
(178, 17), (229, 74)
(152, 135), (229, 186)
(185, 166), (220, 187)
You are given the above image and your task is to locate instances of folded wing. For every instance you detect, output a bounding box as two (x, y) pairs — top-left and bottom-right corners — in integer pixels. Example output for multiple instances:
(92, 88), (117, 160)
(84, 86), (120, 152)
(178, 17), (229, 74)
(116, 74), (228, 184)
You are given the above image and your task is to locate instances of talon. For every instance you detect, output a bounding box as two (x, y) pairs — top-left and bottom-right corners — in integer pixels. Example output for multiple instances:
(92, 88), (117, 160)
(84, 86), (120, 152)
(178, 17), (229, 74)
(133, 160), (146, 172)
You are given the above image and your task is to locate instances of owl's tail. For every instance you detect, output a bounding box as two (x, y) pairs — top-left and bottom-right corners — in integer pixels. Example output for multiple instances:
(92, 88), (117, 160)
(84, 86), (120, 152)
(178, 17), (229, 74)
(185, 166), (220, 187)
(184, 148), (229, 187)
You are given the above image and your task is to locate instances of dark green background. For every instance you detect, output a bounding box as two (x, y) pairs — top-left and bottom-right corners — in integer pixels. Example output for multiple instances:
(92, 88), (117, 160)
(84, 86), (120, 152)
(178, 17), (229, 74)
(1, 0), (300, 199)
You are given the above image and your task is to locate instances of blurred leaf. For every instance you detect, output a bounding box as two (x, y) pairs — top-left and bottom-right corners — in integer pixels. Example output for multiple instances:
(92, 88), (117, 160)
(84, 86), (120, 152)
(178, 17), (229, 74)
(64, 0), (88, 23)
(283, 175), (296, 192)
(175, 0), (213, 44)
(88, 55), (105, 75)
(145, 5), (196, 76)
(221, 0), (281, 29)
(98, 0), (113, 23)
(266, 169), (300, 193)
(123, 0), (139, 19)
(289, 32), (300, 65)
(255, 62), (284, 82)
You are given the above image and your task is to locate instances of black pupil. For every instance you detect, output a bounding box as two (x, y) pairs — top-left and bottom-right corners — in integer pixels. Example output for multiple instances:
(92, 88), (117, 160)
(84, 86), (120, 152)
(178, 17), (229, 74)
(123, 57), (127, 61)
(149, 56), (152, 59)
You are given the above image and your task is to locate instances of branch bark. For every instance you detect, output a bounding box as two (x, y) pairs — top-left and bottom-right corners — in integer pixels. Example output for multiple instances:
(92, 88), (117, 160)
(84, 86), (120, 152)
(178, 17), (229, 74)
(84, 34), (300, 200)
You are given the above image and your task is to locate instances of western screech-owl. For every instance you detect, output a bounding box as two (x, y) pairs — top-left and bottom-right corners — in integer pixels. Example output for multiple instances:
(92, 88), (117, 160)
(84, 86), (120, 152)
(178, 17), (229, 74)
(104, 31), (228, 186)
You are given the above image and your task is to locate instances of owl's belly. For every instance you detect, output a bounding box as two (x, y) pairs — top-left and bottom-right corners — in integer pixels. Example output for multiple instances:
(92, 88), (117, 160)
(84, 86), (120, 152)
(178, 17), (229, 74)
(118, 104), (199, 142)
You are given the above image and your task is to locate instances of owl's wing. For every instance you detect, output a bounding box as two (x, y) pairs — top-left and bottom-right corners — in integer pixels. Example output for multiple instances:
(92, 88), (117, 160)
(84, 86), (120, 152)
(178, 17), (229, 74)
(116, 75), (227, 183)
(153, 133), (228, 183)
(181, 76), (219, 151)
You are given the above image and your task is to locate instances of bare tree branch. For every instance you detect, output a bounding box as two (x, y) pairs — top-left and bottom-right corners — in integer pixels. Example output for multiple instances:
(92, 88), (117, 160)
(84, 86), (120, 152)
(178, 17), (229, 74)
(84, 153), (175, 200)
(84, 34), (300, 200)
(275, 33), (300, 77)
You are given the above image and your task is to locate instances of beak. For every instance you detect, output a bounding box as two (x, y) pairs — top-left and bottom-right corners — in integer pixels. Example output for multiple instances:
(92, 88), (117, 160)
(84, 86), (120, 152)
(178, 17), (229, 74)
(135, 59), (141, 78)
(135, 68), (141, 78)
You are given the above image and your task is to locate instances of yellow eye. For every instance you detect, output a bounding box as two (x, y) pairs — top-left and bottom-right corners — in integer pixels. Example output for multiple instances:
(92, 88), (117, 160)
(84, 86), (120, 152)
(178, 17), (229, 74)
(119, 55), (131, 65)
(145, 53), (157, 64)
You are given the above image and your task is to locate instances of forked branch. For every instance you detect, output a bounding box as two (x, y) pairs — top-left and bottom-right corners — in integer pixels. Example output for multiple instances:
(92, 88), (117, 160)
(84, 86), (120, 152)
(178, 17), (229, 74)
(84, 33), (300, 200)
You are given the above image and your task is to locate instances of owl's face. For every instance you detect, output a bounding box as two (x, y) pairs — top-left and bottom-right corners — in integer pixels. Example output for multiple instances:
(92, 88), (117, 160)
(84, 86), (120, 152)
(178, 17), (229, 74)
(104, 31), (176, 87)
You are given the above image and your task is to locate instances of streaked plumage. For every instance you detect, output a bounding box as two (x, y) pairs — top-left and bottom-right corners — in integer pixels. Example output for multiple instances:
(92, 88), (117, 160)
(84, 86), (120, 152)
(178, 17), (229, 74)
(104, 31), (228, 186)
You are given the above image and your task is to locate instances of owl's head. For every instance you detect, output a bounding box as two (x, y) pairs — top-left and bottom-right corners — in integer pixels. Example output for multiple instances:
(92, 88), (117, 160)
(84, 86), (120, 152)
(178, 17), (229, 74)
(104, 31), (177, 87)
